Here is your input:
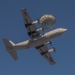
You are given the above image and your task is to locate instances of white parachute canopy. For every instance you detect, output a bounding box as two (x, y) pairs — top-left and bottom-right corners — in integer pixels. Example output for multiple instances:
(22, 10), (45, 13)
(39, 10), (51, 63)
(39, 14), (56, 29)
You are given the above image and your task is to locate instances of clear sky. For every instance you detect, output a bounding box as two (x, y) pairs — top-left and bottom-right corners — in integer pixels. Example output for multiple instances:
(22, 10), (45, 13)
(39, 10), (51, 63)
(0, 0), (75, 75)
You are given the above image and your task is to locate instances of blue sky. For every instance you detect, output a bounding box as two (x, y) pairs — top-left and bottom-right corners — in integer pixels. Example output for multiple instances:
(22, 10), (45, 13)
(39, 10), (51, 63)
(0, 0), (75, 75)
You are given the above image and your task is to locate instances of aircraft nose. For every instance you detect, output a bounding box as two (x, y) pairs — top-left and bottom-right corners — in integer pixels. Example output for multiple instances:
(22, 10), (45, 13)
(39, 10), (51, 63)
(61, 28), (67, 34)
(63, 28), (67, 32)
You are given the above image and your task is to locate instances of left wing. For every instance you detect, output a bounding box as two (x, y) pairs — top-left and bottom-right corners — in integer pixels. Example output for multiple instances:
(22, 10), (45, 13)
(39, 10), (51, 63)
(21, 8), (40, 38)
(36, 44), (56, 64)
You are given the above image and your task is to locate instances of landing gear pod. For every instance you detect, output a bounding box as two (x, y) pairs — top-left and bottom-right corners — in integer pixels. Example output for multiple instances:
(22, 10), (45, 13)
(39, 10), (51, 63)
(39, 14), (56, 29)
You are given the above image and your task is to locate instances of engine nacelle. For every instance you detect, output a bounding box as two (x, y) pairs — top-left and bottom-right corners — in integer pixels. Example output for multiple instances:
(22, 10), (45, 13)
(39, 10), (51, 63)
(39, 14), (56, 29)
(44, 42), (50, 45)
(48, 48), (54, 53)
(40, 48), (55, 55)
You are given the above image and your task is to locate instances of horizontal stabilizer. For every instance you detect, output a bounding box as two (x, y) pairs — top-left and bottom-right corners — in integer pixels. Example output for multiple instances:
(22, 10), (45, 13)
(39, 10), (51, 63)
(3, 38), (18, 60)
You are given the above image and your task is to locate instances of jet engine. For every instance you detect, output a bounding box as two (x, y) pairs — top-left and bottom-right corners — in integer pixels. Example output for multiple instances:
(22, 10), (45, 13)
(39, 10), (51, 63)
(39, 14), (56, 29)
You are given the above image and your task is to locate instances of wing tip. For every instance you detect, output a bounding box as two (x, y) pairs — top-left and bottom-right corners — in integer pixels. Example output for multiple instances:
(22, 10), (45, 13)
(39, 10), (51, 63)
(51, 61), (56, 65)
(21, 8), (27, 11)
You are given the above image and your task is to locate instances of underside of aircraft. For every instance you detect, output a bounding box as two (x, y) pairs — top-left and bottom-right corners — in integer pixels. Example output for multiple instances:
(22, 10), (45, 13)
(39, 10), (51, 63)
(3, 8), (67, 65)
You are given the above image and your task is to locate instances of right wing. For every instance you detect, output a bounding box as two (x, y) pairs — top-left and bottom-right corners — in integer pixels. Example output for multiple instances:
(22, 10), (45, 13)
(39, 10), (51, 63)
(36, 44), (56, 64)
(21, 8), (40, 38)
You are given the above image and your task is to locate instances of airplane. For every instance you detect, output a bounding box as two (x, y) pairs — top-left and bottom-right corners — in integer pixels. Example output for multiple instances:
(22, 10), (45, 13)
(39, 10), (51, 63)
(3, 8), (67, 65)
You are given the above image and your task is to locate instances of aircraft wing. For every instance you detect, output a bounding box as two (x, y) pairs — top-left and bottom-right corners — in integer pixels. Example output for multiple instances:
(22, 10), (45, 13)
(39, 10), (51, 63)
(21, 8), (40, 38)
(36, 45), (56, 64)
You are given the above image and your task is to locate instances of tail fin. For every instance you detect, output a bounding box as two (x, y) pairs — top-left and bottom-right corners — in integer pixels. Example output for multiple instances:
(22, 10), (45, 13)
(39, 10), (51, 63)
(3, 38), (18, 60)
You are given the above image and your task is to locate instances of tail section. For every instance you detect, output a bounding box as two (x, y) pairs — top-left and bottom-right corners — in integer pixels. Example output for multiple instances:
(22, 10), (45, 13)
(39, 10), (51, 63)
(3, 38), (15, 50)
(3, 38), (18, 60)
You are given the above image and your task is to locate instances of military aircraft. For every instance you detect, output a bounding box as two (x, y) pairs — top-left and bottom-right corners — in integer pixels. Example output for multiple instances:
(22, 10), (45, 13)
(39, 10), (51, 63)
(3, 8), (67, 64)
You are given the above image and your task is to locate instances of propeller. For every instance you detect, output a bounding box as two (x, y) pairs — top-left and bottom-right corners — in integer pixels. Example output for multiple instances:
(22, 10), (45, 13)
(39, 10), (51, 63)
(37, 19), (40, 23)
(49, 41), (52, 46)
(53, 47), (56, 53)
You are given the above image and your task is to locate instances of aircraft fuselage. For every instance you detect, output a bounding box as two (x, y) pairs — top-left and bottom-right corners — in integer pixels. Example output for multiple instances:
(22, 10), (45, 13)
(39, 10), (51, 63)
(13, 28), (67, 50)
